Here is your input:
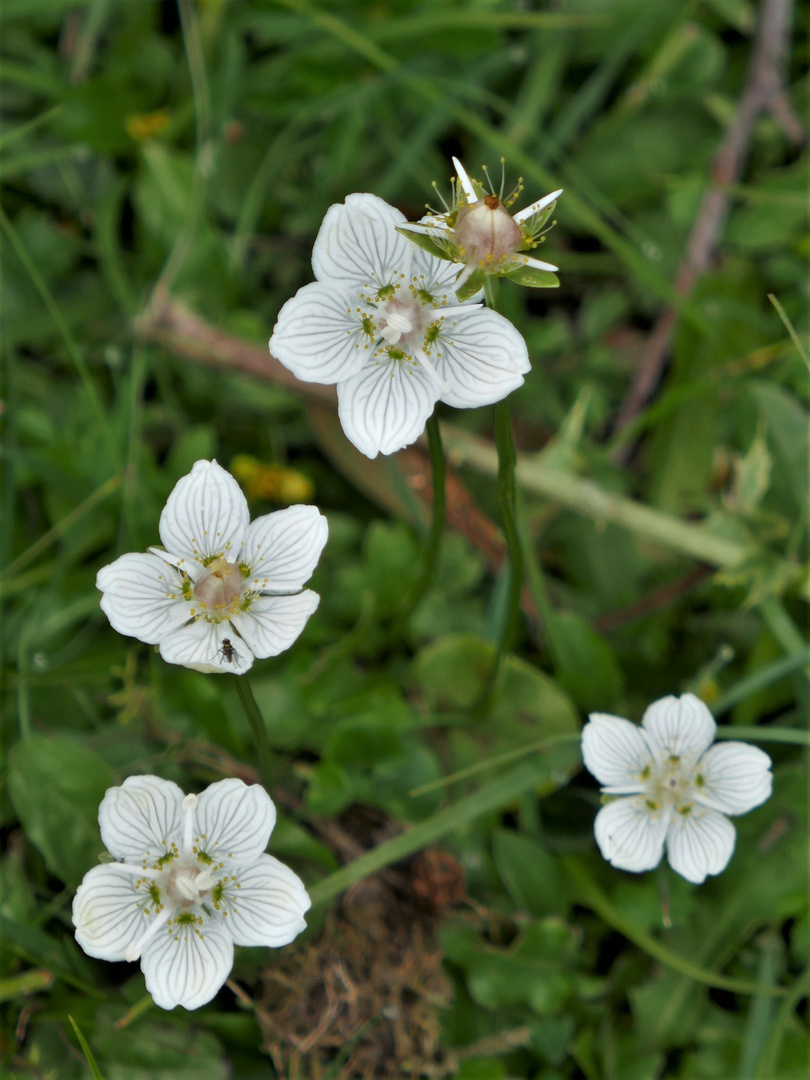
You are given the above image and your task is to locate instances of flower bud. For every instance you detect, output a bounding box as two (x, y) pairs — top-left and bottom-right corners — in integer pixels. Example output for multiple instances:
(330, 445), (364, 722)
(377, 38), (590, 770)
(455, 195), (522, 269)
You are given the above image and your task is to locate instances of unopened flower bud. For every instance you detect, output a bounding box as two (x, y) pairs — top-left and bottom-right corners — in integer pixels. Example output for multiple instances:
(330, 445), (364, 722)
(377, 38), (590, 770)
(455, 195), (522, 268)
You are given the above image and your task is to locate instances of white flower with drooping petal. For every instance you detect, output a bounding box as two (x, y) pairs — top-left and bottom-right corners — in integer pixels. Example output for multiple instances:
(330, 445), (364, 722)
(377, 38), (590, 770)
(581, 693), (773, 884)
(73, 775), (310, 1011)
(398, 157), (562, 299)
(96, 459), (328, 674)
(269, 192), (530, 459)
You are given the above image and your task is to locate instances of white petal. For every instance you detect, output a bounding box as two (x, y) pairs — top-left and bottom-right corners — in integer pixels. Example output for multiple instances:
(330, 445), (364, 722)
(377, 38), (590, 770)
(231, 591), (320, 659)
(97, 553), (191, 646)
(512, 188), (563, 226)
(140, 918), (233, 1011)
(72, 865), (149, 961)
(158, 619), (255, 674)
(270, 281), (369, 385)
(221, 854), (310, 948)
(641, 693), (716, 765)
(665, 805), (736, 884)
(433, 308), (530, 408)
(158, 460), (249, 567)
(581, 714), (653, 793)
(512, 252), (559, 273)
(593, 795), (668, 874)
(242, 506), (328, 592)
(312, 193), (407, 290)
(452, 157), (477, 204)
(691, 742), (773, 816)
(99, 775), (185, 862)
(337, 355), (440, 458)
(194, 779), (276, 866)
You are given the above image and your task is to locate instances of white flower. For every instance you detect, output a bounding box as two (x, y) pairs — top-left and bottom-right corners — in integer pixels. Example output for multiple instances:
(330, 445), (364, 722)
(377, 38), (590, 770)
(73, 775), (310, 1011)
(269, 192), (530, 459)
(398, 157), (562, 299)
(581, 693), (773, 884)
(96, 459), (328, 674)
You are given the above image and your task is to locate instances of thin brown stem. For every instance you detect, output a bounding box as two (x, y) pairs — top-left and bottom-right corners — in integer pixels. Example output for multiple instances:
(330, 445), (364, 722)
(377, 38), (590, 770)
(612, 0), (804, 456)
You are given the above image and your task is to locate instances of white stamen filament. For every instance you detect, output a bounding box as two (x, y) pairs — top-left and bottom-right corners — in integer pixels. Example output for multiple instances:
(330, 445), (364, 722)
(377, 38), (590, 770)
(413, 348), (450, 396)
(181, 793), (197, 857)
(125, 905), (172, 962)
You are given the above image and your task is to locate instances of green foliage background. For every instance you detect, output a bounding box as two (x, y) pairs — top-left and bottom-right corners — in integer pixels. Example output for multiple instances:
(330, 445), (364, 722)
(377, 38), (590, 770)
(1, 0), (808, 1077)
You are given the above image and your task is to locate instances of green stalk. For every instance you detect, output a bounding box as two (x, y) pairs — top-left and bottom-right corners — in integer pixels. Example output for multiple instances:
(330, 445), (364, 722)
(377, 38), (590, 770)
(396, 413), (446, 626)
(233, 674), (274, 787)
(482, 276), (524, 704)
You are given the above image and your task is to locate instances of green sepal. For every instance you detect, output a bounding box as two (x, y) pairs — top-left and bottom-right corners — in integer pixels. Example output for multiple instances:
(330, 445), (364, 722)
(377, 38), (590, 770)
(455, 269), (487, 301)
(396, 226), (455, 263)
(504, 265), (560, 289)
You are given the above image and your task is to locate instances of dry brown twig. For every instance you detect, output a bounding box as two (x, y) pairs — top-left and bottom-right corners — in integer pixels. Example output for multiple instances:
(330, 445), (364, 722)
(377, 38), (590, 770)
(612, 0), (805, 458)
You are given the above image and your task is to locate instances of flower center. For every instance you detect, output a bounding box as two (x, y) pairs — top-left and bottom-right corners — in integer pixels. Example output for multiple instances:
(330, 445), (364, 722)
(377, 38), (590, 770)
(455, 198), (522, 268)
(193, 557), (244, 612)
(165, 860), (217, 907)
(646, 755), (693, 806)
(376, 297), (427, 348)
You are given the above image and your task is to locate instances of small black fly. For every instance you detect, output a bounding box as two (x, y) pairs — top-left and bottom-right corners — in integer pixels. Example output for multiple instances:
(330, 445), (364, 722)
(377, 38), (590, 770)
(214, 637), (241, 667)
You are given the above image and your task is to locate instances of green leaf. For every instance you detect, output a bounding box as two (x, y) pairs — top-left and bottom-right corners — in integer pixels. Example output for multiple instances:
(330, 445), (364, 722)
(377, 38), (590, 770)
(443, 919), (580, 1014)
(492, 829), (568, 917)
(411, 635), (581, 787)
(544, 611), (624, 713)
(749, 380), (808, 513)
(8, 736), (114, 886)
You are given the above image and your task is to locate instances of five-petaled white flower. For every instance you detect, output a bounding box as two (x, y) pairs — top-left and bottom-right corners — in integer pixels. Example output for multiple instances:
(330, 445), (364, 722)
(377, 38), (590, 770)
(398, 157), (562, 299)
(96, 459), (328, 674)
(269, 192), (530, 458)
(581, 693), (772, 884)
(72, 775), (310, 1011)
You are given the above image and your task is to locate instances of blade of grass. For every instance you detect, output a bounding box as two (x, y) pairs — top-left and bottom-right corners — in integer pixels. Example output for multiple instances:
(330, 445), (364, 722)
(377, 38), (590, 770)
(713, 726), (810, 746)
(758, 598), (810, 716)
(95, 175), (138, 316)
(739, 931), (783, 1079)
(371, 10), (610, 38)
(0, 473), (122, 580)
(753, 964), (810, 1079)
(0, 104), (62, 151)
(710, 647), (810, 716)
(561, 855), (789, 997)
(67, 1015), (105, 1080)
(148, 0), (212, 303)
(768, 293), (810, 372)
(0, 206), (115, 456)
(0, 969), (54, 1002)
(409, 733), (581, 797)
(308, 762), (552, 908)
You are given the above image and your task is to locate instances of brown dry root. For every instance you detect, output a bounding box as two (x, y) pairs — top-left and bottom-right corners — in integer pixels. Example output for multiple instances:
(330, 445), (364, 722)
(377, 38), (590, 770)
(256, 875), (457, 1080)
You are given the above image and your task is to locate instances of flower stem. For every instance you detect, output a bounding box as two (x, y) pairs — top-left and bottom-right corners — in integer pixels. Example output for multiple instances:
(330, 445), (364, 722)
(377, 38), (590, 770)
(233, 674), (274, 787)
(396, 413), (446, 627)
(482, 276), (524, 706)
